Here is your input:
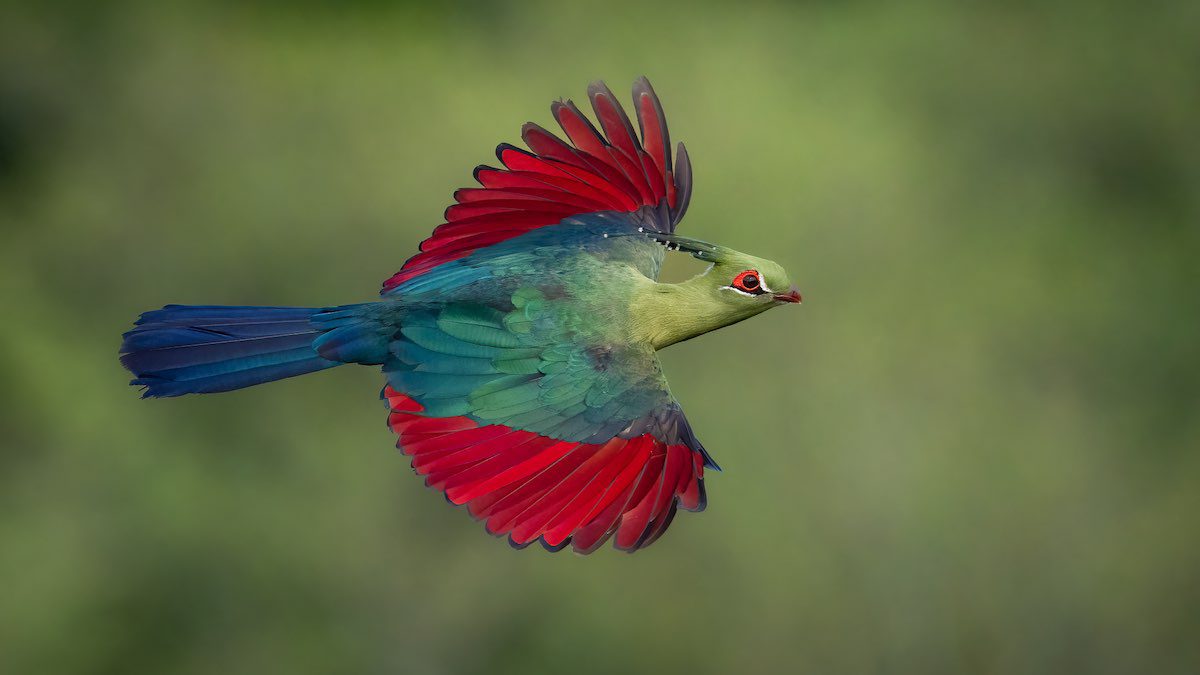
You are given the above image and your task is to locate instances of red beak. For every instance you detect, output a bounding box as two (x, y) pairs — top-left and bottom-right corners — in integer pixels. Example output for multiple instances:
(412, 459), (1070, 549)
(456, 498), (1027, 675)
(774, 287), (802, 304)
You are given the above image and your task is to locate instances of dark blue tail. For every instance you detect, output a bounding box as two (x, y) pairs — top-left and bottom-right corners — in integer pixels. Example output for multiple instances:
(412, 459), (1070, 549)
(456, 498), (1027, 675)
(120, 304), (386, 398)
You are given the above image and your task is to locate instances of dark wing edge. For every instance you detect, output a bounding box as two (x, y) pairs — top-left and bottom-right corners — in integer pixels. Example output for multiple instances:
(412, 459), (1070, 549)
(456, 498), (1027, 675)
(383, 386), (711, 554)
(382, 77), (693, 293)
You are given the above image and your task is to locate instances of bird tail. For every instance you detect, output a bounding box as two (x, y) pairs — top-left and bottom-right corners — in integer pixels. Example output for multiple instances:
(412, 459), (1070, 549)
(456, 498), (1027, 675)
(120, 303), (389, 398)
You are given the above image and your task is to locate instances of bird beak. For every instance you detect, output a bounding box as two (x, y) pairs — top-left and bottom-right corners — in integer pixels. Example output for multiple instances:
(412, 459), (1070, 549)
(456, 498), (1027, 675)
(774, 287), (802, 304)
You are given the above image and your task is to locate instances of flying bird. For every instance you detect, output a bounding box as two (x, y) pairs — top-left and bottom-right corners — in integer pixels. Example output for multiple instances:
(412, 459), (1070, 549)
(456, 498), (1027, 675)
(120, 78), (802, 554)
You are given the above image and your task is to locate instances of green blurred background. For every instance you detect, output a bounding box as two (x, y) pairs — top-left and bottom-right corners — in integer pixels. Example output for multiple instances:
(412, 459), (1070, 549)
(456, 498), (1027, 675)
(2, 1), (1198, 673)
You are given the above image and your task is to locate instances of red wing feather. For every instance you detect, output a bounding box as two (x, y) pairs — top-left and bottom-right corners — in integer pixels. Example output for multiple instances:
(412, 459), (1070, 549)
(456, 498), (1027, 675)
(384, 387), (705, 554)
(633, 76), (671, 177)
(381, 78), (692, 293)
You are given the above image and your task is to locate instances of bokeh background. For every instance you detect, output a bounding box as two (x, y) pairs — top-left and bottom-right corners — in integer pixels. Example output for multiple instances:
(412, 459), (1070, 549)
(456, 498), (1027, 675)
(2, 1), (1198, 673)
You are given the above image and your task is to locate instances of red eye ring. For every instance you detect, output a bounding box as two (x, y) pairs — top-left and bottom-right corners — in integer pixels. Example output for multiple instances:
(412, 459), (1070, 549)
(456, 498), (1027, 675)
(732, 269), (763, 294)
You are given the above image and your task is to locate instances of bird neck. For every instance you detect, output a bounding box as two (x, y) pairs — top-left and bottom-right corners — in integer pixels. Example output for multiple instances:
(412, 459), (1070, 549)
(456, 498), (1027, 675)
(628, 273), (736, 350)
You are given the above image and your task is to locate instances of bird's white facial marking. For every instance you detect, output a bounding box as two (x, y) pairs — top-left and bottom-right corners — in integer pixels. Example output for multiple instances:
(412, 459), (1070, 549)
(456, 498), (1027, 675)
(719, 286), (760, 298)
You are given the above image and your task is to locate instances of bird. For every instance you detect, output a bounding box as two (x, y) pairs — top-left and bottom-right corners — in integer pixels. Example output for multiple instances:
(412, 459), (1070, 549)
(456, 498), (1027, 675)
(120, 77), (802, 554)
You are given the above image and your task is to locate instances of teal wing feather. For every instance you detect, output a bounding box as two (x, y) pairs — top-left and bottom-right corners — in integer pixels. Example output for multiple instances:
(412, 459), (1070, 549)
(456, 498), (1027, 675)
(384, 209), (669, 301)
(385, 289), (673, 444)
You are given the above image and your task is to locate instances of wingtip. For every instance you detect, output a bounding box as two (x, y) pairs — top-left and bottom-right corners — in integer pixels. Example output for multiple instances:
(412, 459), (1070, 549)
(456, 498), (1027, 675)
(539, 536), (572, 553)
(470, 164), (496, 184)
(494, 141), (522, 164)
(507, 534), (534, 551)
(631, 75), (656, 96)
(586, 79), (611, 98)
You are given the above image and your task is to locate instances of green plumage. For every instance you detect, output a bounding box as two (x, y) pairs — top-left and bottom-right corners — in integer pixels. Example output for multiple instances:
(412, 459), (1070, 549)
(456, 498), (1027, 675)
(379, 212), (798, 446)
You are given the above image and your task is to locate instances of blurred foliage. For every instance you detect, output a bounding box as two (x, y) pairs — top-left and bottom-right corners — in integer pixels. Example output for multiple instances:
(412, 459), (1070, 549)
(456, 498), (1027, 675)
(2, 1), (1198, 673)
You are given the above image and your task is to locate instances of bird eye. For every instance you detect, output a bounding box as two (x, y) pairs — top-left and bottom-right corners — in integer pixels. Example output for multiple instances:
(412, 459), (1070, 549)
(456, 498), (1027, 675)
(731, 270), (764, 294)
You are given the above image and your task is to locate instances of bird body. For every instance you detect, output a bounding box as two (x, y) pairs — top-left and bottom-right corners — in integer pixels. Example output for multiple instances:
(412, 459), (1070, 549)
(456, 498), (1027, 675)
(121, 78), (800, 553)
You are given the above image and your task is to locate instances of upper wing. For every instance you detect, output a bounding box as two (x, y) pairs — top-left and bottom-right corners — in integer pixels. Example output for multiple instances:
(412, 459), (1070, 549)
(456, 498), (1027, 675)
(382, 292), (715, 554)
(381, 77), (693, 292)
(384, 210), (673, 301)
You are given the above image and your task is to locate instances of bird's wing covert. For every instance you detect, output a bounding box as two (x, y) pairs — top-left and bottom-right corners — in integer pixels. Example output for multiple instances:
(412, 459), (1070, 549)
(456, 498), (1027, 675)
(381, 77), (692, 292)
(382, 295), (713, 554)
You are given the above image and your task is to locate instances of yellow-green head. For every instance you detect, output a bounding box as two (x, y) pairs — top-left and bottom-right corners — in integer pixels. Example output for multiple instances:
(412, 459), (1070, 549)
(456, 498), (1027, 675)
(630, 233), (801, 350)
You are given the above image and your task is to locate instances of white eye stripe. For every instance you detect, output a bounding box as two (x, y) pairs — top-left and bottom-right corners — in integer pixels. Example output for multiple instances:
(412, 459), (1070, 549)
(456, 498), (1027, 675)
(720, 286), (760, 298)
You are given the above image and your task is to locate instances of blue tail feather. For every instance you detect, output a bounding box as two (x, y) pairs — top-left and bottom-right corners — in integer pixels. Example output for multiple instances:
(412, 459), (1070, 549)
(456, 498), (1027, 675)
(120, 304), (386, 398)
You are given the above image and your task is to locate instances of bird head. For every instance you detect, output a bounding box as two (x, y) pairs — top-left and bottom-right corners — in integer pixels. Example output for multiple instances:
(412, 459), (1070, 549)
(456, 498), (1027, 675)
(645, 230), (801, 306)
(629, 230), (801, 349)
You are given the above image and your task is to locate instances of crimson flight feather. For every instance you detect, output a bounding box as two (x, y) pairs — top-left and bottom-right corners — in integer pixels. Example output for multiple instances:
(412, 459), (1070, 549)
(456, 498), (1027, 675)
(382, 78), (692, 291)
